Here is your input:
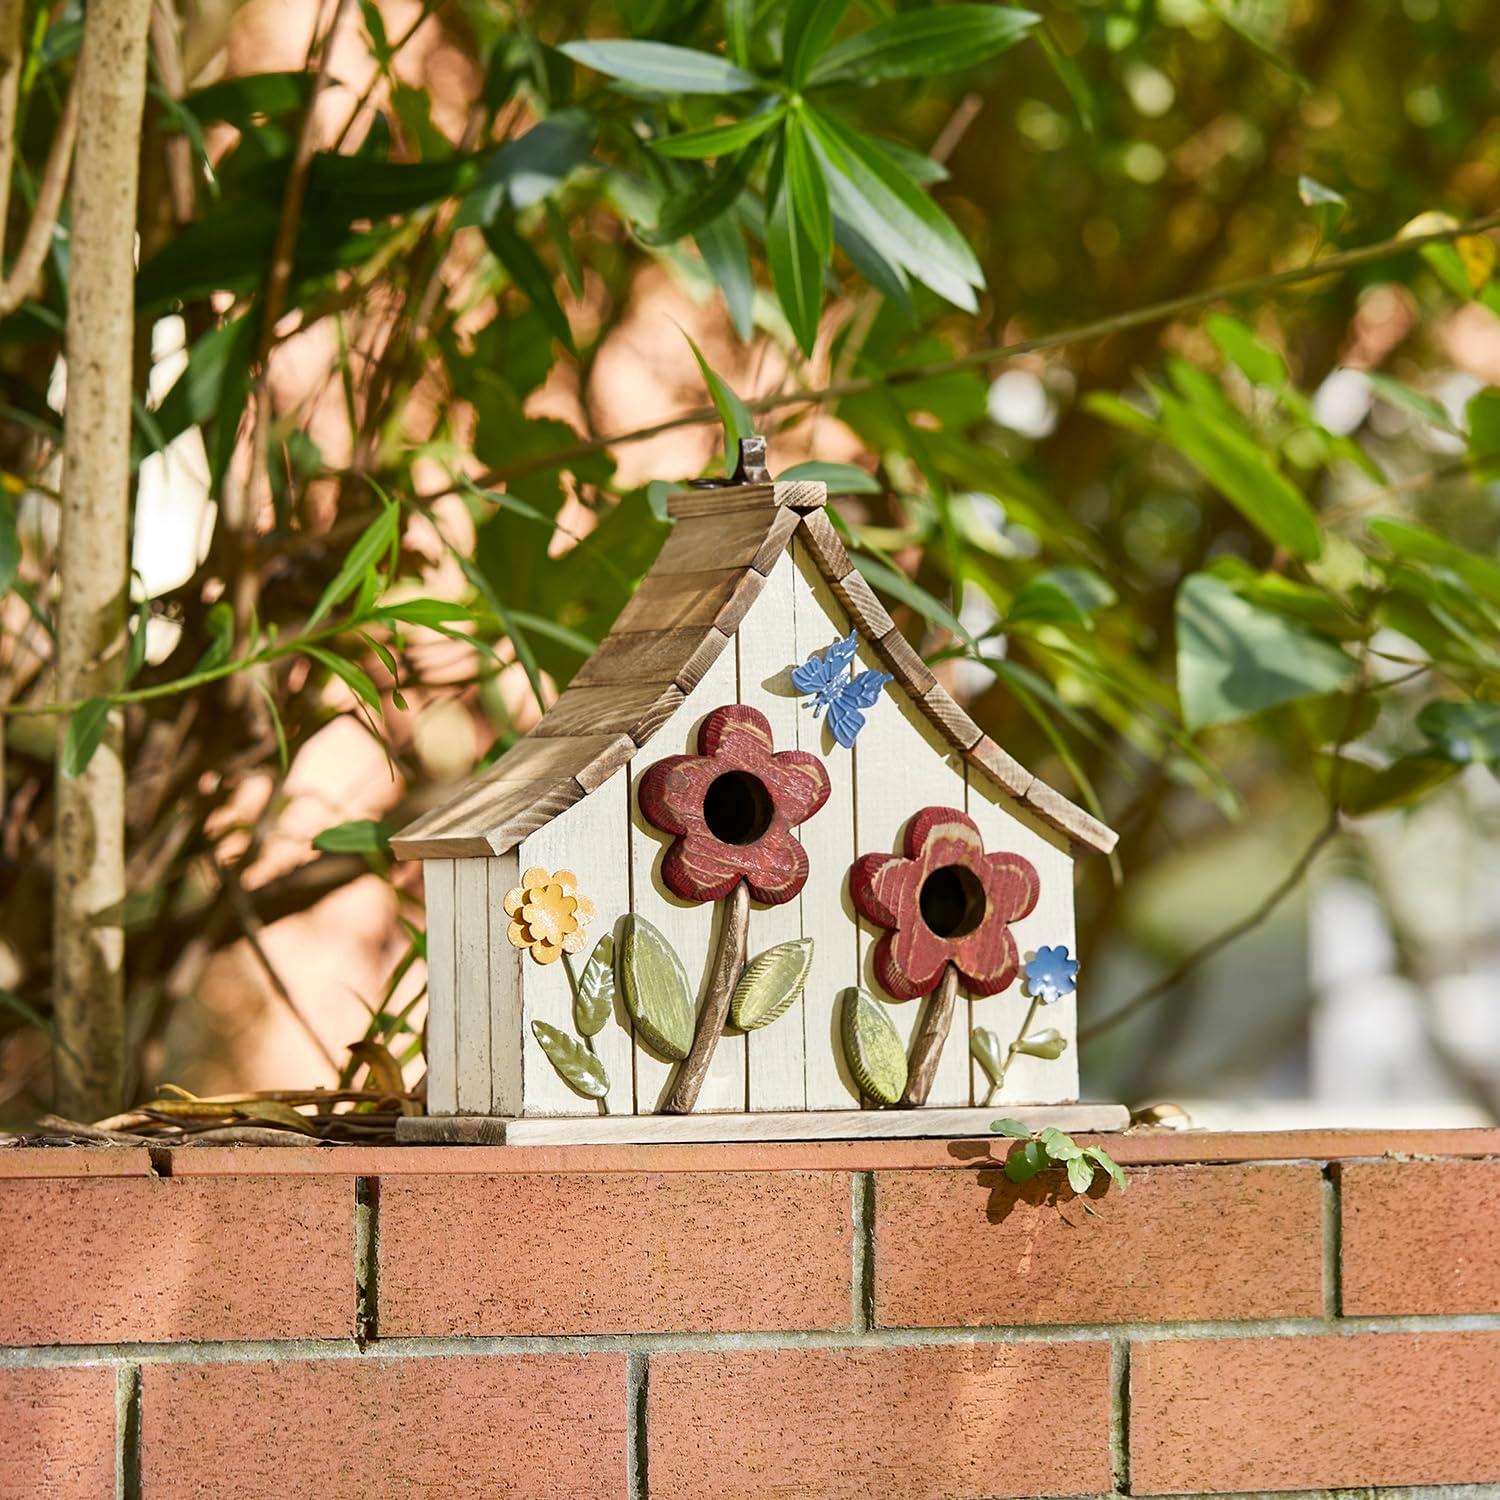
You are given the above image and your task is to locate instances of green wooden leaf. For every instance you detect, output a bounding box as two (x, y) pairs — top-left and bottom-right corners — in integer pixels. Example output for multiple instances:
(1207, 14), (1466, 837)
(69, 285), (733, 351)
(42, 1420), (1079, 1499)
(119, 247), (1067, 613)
(530, 1020), (609, 1099)
(809, 6), (1039, 84)
(840, 987), (907, 1105)
(558, 40), (763, 95)
(61, 698), (111, 778)
(768, 117), (829, 356)
(730, 938), (814, 1030)
(970, 1027), (1005, 1085)
(1176, 573), (1357, 732)
(652, 106), (786, 158)
(312, 819), (394, 855)
(990, 1116), (1033, 1139)
(1066, 1155), (1095, 1194)
(1013, 1028), (1068, 1060)
(574, 934), (615, 1037)
(619, 915), (695, 1060)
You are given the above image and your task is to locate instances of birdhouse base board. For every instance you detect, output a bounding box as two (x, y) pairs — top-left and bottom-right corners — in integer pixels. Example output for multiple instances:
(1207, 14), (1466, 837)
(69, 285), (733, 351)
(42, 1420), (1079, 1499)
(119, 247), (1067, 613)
(395, 1103), (1129, 1146)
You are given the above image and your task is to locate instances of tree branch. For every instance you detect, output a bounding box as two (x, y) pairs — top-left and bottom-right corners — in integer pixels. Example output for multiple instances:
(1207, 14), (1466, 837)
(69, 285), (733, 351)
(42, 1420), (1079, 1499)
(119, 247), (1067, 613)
(0, 67), (82, 317)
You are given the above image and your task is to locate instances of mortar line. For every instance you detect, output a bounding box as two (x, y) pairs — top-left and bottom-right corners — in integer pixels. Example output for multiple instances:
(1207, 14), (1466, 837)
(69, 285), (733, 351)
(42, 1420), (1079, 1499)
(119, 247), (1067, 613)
(1109, 1336), (1130, 1494)
(9, 1310), (1500, 1369)
(626, 1351), (648, 1500)
(1322, 1161), (1343, 1320)
(851, 1171), (875, 1333)
(355, 1175), (379, 1346)
(115, 1361), (141, 1500)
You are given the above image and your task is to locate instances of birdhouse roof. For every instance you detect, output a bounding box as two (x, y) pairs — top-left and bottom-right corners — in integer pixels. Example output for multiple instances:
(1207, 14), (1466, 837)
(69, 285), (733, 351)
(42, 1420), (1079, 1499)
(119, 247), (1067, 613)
(391, 477), (1118, 861)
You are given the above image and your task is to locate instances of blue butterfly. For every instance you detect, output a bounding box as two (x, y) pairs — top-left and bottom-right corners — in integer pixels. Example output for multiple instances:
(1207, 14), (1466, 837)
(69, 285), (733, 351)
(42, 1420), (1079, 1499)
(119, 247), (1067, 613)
(790, 630), (893, 748)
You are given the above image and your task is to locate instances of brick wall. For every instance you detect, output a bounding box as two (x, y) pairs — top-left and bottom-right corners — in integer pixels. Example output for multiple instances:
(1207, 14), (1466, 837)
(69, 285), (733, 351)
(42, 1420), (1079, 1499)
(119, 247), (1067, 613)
(3, 1130), (1499, 1499)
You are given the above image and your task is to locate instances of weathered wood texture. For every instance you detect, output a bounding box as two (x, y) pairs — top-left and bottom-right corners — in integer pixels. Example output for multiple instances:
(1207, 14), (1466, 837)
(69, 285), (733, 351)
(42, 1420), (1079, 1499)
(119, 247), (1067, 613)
(422, 860), (457, 1114)
(665, 479), (827, 519)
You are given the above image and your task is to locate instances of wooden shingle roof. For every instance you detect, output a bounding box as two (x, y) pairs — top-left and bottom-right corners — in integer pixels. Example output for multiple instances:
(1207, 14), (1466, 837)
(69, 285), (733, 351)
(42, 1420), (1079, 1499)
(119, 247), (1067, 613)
(391, 474), (1117, 860)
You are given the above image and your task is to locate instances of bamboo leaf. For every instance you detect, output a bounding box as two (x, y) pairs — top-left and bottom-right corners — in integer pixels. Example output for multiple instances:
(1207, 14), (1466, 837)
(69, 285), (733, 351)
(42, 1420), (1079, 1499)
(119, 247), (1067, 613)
(810, 5), (1039, 84)
(574, 934), (616, 1037)
(530, 1020), (609, 1099)
(61, 698), (111, 778)
(784, 0), (850, 87)
(0, 493), (19, 596)
(652, 106), (786, 158)
(559, 39), (763, 95)
(619, 915), (695, 1060)
(307, 496), (399, 628)
(681, 330), (754, 471)
(730, 938), (814, 1030)
(840, 987), (907, 1105)
(312, 818), (393, 855)
(483, 216), (575, 354)
(696, 212), (755, 341)
(768, 114), (830, 356)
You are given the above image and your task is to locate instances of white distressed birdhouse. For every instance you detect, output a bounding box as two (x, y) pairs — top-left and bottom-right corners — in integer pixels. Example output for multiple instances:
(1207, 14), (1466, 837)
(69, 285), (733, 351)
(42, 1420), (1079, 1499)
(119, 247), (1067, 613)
(392, 440), (1123, 1144)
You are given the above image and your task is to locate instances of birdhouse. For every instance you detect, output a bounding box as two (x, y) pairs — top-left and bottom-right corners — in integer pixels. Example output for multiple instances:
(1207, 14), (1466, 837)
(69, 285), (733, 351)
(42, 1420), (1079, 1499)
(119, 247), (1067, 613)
(392, 440), (1124, 1144)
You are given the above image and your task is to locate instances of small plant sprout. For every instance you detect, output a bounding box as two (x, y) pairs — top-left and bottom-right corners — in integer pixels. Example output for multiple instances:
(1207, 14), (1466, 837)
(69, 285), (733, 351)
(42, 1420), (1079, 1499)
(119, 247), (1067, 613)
(991, 1118), (1127, 1204)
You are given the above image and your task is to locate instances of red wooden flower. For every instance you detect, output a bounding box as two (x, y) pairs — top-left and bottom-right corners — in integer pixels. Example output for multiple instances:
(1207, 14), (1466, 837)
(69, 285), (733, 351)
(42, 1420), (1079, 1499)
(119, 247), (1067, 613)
(850, 806), (1040, 1000)
(639, 704), (830, 906)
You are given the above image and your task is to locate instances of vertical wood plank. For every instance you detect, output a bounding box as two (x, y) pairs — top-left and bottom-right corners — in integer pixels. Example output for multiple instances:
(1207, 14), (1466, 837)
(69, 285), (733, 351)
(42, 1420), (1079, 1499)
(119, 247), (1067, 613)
(853, 656), (973, 1109)
(628, 643), (740, 1112)
(965, 772), (1080, 1106)
(486, 854), (523, 1116)
(790, 544), (863, 1110)
(452, 859), (492, 1113)
(422, 858), (457, 1114)
(516, 769), (634, 1116)
(735, 551), (806, 1111)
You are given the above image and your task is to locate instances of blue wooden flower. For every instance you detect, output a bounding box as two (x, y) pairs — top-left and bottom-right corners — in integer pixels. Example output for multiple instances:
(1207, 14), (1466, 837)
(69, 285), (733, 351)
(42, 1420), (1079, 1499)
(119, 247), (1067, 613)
(791, 630), (892, 748)
(1023, 945), (1079, 1005)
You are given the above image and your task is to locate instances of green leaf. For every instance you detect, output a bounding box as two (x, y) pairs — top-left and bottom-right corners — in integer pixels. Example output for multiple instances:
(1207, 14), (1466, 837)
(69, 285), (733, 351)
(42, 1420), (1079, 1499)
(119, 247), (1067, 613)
(304, 647), (383, 713)
(0, 493), (19, 596)
(307, 496), (398, 628)
(1007, 568), (1116, 630)
(696, 212), (755, 340)
(990, 1116), (1033, 1139)
(61, 698), (111, 778)
(183, 70), (314, 128)
(768, 117), (829, 355)
(530, 1020), (609, 1099)
(312, 819), (393, 855)
(1331, 753), (1461, 816)
(1367, 518), (1500, 607)
(809, 6), (1039, 84)
(558, 39), (762, 94)
(1176, 573), (1358, 732)
(1363, 373), (1461, 435)
(804, 108), (981, 310)
(642, 142), (767, 244)
(1206, 313), (1289, 388)
(574, 934), (616, 1037)
(776, 460), (879, 494)
(652, 106), (785, 158)
(784, 0), (850, 87)
(724, 0), (752, 66)
(1156, 390), (1321, 560)
(1467, 388), (1500, 462)
(840, 987), (907, 1105)
(1083, 1145), (1127, 1192)
(1013, 1028), (1068, 1060)
(619, 915), (695, 1060)
(1418, 700), (1500, 765)
(1066, 1155), (1096, 1194)
(1298, 175), (1346, 240)
(970, 1027), (1004, 1084)
(1039, 1125), (1082, 1161)
(681, 330), (754, 471)
(483, 216), (575, 354)
(730, 938), (815, 1030)
(1003, 1138), (1049, 1183)
(854, 553), (972, 644)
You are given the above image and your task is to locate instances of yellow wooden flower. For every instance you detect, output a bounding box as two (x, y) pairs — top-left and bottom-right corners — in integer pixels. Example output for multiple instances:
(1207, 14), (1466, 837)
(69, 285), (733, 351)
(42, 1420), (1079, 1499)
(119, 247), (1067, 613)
(502, 866), (595, 964)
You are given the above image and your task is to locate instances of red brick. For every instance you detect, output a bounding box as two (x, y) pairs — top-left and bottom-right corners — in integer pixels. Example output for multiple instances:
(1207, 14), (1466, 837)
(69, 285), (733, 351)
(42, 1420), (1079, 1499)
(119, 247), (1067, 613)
(875, 1164), (1322, 1327)
(1340, 1160), (1500, 1314)
(379, 1171), (850, 1335)
(648, 1342), (1111, 1499)
(0, 1366), (116, 1500)
(1131, 1331), (1500, 1493)
(141, 1354), (625, 1498)
(0, 1175), (352, 1344)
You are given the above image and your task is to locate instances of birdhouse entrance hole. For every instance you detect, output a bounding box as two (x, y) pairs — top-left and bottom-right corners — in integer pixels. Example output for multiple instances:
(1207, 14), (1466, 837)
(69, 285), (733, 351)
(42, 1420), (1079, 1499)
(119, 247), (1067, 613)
(919, 864), (988, 939)
(703, 770), (775, 846)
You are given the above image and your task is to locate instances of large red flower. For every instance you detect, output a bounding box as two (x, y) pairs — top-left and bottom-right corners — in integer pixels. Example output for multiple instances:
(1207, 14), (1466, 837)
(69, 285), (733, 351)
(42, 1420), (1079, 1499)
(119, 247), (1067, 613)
(850, 806), (1039, 1000)
(639, 704), (830, 906)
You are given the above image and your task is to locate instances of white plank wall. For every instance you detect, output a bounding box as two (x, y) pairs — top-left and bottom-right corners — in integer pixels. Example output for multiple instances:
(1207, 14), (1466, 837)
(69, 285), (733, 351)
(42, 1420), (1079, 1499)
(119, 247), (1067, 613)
(965, 773), (1079, 1105)
(735, 552), (808, 1110)
(628, 643), (741, 1112)
(453, 858), (493, 1112)
(486, 853), (523, 1115)
(853, 655), (974, 1108)
(422, 858), (458, 1114)
(791, 545), (863, 1109)
(516, 771), (634, 1116)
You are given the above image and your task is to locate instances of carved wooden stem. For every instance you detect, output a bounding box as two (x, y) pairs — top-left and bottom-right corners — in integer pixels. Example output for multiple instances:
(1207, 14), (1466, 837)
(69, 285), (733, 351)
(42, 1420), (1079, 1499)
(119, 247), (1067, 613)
(663, 880), (750, 1114)
(985, 992), (1043, 1106)
(902, 963), (960, 1107)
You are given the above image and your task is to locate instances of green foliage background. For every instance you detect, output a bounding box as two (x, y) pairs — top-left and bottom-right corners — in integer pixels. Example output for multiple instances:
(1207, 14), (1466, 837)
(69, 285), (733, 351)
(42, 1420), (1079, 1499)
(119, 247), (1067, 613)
(1, 0), (1498, 1117)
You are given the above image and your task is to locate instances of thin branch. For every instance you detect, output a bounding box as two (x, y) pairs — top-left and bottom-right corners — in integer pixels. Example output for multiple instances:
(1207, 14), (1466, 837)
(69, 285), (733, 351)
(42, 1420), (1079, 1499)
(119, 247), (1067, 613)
(420, 209), (1500, 499)
(0, 67), (82, 316)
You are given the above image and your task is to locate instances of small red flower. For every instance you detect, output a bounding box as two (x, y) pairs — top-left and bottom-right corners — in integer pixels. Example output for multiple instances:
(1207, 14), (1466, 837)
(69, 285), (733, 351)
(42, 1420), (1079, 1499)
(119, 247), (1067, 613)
(639, 704), (830, 906)
(850, 806), (1039, 1000)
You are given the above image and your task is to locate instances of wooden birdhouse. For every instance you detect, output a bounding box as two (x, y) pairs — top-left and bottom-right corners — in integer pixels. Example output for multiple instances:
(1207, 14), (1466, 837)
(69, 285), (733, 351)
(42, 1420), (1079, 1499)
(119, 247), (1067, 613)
(392, 439), (1125, 1144)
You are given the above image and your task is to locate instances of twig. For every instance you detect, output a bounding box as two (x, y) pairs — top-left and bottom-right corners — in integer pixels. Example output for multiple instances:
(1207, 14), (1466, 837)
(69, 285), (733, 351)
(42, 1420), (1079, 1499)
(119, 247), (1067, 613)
(663, 880), (750, 1114)
(0, 66), (82, 316)
(420, 209), (1500, 499)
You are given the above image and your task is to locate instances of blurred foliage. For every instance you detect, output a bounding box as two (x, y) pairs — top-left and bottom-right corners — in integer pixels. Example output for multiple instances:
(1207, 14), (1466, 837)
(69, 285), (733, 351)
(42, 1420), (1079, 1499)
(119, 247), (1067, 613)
(1, 0), (1499, 1120)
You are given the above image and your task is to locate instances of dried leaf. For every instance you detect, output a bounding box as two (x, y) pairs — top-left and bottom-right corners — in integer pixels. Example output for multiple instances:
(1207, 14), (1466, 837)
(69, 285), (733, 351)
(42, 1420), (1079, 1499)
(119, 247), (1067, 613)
(235, 1099), (318, 1135)
(573, 934), (615, 1038)
(618, 916), (694, 1061)
(840, 987), (907, 1105)
(530, 1020), (609, 1099)
(730, 938), (814, 1030)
